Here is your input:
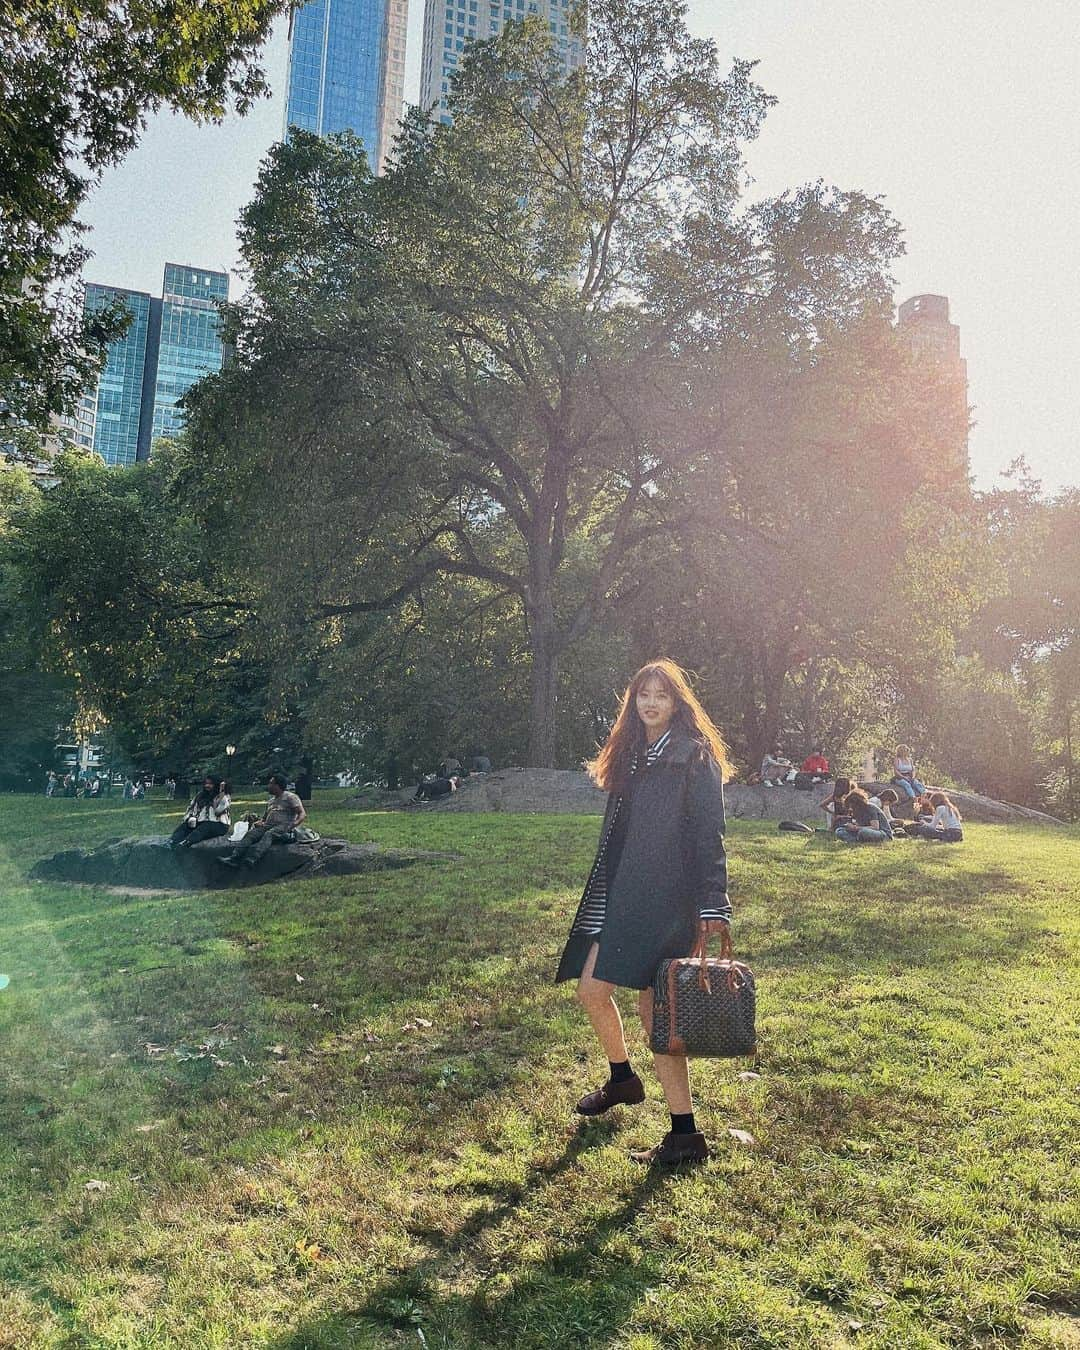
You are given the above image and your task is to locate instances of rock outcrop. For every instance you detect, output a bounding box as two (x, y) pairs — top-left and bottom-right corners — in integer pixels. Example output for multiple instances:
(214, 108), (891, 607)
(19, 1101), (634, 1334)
(31, 834), (459, 891)
(383, 769), (1065, 826)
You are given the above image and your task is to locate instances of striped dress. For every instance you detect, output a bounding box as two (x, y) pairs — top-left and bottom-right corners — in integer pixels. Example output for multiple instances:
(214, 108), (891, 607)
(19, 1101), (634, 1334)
(573, 729), (727, 937)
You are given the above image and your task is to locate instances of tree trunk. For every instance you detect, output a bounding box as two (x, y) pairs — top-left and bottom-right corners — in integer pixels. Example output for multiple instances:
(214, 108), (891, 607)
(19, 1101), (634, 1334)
(527, 621), (560, 767)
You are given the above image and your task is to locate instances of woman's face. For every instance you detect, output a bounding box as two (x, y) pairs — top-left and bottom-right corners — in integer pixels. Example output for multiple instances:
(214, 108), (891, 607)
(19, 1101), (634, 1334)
(203, 778), (216, 794)
(635, 676), (675, 739)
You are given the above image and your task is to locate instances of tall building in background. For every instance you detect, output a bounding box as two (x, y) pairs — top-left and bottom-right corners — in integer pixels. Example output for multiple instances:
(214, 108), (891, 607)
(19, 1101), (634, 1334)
(420, 0), (583, 125)
(78, 264), (229, 467)
(897, 293), (970, 470)
(284, 0), (409, 169)
(81, 284), (151, 466)
(150, 263), (230, 444)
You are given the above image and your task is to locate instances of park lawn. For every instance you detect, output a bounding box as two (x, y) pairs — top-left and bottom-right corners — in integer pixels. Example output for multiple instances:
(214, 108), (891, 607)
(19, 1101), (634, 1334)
(0, 794), (1077, 1350)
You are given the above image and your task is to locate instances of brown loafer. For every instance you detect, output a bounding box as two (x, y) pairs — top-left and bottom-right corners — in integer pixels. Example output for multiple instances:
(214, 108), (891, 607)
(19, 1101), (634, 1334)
(629, 1130), (710, 1165)
(574, 1073), (646, 1116)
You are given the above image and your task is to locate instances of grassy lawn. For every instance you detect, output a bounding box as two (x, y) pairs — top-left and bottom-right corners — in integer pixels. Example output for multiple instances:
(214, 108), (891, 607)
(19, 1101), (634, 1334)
(0, 791), (1077, 1349)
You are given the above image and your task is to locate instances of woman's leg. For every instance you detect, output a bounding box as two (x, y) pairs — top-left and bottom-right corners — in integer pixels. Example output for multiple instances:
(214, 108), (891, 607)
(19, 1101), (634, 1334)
(168, 822), (193, 846)
(180, 821), (228, 846)
(638, 987), (692, 1114)
(892, 777), (916, 799)
(576, 941), (629, 1062)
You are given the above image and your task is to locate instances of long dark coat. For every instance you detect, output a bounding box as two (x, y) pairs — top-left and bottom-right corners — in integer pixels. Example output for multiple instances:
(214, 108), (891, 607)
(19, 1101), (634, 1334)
(555, 732), (731, 990)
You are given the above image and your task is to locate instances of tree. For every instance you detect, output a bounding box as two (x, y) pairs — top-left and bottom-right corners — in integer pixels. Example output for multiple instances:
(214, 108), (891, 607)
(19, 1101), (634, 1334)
(0, 460), (75, 787)
(0, 0), (286, 425)
(186, 0), (913, 765)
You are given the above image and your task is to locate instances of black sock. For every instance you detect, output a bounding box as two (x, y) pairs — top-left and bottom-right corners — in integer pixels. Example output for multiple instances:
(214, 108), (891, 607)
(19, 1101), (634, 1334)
(670, 1112), (696, 1135)
(608, 1060), (634, 1084)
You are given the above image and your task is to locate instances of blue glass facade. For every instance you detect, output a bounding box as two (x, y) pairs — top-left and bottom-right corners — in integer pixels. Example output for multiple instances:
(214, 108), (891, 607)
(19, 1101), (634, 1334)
(150, 264), (230, 444)
(83, 284), (151, 467)
(285, 0), (390, 157)
(80, 264), (228, 465)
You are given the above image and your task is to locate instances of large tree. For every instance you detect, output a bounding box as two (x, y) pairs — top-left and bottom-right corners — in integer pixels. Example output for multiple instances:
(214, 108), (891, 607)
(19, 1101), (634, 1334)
(187, 0), (907, 765)
(0, 0), (286, 424)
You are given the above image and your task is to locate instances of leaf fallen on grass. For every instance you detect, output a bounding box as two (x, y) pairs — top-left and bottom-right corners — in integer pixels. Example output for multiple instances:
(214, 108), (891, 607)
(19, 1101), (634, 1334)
(84, 1179), (109, 1192)
(134, 1121), (165, 1133)
(728, 1128), (756, 1147)
(267, 1044), (288, 1057)
(737, 1071), (761, 1082)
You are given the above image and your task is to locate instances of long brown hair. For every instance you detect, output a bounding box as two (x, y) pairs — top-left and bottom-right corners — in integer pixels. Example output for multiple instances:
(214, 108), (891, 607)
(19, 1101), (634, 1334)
(586, 660), (732, 792)
(929, 790), (962, 821)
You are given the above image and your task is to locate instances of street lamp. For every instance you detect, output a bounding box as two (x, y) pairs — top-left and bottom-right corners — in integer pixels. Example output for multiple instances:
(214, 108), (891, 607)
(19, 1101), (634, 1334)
(225, 744), (236, 778)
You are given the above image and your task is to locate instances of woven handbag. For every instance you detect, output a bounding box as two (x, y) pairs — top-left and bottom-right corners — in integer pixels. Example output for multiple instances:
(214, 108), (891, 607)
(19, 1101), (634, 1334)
(649, 926), (756, 1059)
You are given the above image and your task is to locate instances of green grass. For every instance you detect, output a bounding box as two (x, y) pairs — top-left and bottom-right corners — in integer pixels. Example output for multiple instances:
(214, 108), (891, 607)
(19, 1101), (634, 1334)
(0, 791), (1077, 1348)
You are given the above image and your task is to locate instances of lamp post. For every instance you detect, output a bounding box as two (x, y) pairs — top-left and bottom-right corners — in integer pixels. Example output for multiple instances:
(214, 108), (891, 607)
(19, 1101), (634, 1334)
(225, 744), (236, 781)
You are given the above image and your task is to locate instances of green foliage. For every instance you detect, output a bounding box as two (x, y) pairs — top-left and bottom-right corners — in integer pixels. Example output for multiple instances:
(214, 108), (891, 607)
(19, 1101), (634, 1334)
(0, 461), (75, 785)
(184, 0), (921, 766)
(0, 0), (285, 424)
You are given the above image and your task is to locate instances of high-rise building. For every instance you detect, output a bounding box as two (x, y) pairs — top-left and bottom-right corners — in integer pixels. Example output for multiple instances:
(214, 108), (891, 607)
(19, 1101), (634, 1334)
(284, 0), (409, 170)
(150, 263), (230, 444)
(420, 0), (583, 126)
(897, 293), (970, 468)
(82, 284), (152, 467)
(79, 264), (229, 467)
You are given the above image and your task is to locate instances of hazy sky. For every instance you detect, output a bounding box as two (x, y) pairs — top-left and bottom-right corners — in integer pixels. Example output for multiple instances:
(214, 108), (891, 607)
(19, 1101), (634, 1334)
(77, 0), (1080, 493)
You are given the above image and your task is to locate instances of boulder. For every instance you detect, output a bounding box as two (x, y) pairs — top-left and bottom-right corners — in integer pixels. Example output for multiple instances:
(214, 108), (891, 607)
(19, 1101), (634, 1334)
(30, 834), (459, 891)
(374, 767), (1066, 827)
(385, 768), (609, 814)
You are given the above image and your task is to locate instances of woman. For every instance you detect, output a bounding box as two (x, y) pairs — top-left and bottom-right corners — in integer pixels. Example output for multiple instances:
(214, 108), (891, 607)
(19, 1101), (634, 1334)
(835, 787), (892, 843)
(819, 776), (852, 833)
(169, 776), (232, 848)
(916, 791), (963, 843)
(892, 744), (926, 800)
(555, 660), (732, 1166)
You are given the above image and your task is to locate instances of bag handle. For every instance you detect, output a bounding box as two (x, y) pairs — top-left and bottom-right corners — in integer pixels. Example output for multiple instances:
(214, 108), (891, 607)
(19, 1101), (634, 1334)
(691, 922), (741, 994)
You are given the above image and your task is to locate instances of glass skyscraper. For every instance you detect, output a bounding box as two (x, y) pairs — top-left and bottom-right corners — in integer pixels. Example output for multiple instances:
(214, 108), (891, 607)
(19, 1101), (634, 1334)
(284, 0), (409, 170)
(150, 264), (230, 443)
(420, 0), (583, 126)
(79, 264), (229, 467)
(82, 284), (152, 467)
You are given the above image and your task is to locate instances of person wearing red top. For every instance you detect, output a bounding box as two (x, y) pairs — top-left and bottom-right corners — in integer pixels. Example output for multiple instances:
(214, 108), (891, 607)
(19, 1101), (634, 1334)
(800, 749), (830, 782)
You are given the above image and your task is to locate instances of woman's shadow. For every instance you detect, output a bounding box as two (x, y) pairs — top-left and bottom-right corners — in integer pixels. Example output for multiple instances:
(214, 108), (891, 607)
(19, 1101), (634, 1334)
(272, 1118), (676, 1348)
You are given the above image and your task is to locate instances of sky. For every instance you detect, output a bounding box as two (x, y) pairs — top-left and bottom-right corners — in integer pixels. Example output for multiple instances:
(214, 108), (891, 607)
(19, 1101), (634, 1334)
(77, 0), (1080, 493)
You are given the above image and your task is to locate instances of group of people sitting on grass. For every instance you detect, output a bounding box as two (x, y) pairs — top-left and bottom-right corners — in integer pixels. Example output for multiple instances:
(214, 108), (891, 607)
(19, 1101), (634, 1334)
(821, 776), (964, 844)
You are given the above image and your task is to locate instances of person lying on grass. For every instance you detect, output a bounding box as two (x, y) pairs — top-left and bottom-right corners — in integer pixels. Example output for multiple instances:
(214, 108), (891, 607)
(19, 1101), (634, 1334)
(555, 659), (732, 1167)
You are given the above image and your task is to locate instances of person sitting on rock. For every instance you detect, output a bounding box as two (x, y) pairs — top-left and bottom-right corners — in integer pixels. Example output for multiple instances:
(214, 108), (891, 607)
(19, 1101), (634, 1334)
(760, 746), (796, 787)
(471, 752), (492, 774)
(891, 744), (927, 800)
(800, 748), (830, 783)
(218, 773), (306, 869)
(169, 776), (232, 849)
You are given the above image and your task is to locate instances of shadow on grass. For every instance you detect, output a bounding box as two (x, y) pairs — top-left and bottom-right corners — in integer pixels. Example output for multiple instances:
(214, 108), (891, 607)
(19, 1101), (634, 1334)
(272, 1123), (671, 1350)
